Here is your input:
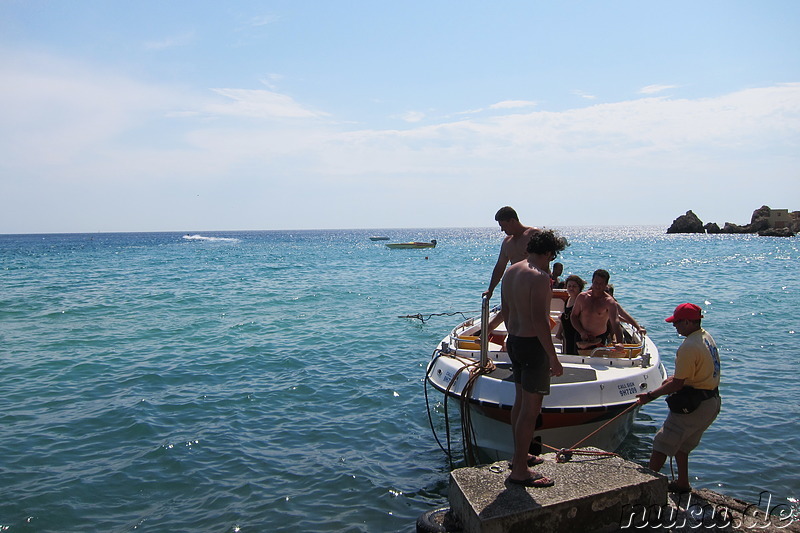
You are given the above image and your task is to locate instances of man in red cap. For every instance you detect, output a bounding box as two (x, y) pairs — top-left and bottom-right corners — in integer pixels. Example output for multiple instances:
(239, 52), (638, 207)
(636, 303), (721, 493)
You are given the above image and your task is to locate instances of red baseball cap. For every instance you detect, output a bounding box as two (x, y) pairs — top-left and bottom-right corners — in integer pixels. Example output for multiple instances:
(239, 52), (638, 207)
(665, 303), (703, 322)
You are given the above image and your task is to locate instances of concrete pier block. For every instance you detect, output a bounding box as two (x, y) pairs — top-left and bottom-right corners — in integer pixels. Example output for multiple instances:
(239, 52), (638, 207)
(448, 448), (668, 533)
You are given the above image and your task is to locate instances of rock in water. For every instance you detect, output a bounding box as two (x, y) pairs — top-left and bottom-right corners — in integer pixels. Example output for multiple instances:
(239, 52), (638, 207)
(667, 210), (705, 233)
(759, 227), (795, 237)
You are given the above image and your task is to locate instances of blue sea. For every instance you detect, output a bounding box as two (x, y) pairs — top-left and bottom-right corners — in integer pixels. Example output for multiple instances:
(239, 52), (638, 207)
(1, 227), (798, 532)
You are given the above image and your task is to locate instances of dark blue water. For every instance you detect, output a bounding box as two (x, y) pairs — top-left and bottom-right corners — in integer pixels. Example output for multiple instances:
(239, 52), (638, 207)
(1, 227), (797, 531)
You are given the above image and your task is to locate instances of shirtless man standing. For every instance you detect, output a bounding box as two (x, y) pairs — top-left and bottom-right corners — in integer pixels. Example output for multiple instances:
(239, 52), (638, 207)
(570, 269), (624, 349)
(501, 230), (567, 487)
(483, 206), (540, 300)
(481, 207), (540, 336)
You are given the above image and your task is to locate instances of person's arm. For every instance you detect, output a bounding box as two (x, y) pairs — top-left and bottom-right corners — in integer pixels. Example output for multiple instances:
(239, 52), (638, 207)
(483, 249), (509, 299)
(637, 376), (685, 404)
(608, 301), (625, 344)
(617, 302), (646, 334)
(553, 320), (563, 340)
(531, 275), (563, 377)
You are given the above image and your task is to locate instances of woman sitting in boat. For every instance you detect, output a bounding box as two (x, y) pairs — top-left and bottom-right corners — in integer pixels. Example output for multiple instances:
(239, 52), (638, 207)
(557, 274), (585, 354)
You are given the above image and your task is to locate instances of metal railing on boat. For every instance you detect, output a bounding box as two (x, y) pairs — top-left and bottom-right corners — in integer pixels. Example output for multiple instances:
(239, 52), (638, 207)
(479, 295), (490, 369)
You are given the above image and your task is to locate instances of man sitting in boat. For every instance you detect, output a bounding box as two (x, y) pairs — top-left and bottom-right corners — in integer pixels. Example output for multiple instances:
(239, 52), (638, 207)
(550, 262), (565, 288)
(570, 269), (625, 353)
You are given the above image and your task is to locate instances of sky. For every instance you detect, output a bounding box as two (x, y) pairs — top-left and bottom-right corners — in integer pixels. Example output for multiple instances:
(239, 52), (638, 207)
(1, 1), (799, 234)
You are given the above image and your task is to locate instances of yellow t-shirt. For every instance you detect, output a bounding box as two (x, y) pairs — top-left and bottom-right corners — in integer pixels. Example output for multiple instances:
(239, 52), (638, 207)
(674, 328), (721, 390)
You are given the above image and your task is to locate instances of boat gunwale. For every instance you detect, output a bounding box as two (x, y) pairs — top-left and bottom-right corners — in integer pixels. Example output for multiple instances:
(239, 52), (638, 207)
(444, 348), (647, 367)
(426, 376), (639, 413)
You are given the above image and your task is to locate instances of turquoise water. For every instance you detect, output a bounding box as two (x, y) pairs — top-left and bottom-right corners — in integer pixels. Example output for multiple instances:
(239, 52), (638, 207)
(1, 227), (797, 532)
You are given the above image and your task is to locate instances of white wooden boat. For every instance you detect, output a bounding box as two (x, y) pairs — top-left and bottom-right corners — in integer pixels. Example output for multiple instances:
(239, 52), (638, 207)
(425, 290), (667, 463)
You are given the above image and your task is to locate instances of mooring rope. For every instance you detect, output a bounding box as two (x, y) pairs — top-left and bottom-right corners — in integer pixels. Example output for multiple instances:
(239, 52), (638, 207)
(444, 357), (485, 466)
(424, 349), (456, 468)
(536, 401), (640, 463)
(424, 349), (499, 469)
(458, 359), (496, 467)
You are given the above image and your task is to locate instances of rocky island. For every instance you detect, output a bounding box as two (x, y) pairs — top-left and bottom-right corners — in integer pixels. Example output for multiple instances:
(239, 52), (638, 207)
(667, 206), (798, 236)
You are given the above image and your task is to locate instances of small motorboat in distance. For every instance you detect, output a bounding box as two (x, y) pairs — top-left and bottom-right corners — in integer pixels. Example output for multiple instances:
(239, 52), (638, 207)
(369, 236), (390, 241)
(425, 291), (666, 463)
(386, 239), (437, 249)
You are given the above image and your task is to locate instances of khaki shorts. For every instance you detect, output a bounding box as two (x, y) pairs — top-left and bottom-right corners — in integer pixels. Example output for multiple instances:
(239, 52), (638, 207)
(653, 395), (721, 456)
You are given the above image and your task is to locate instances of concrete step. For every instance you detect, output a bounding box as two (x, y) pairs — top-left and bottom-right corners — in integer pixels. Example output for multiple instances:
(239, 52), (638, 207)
(448, 448), (667, 533)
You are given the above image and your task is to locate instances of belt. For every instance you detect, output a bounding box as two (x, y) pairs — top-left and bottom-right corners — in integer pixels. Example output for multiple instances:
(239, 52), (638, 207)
(698, 387), (720, 399)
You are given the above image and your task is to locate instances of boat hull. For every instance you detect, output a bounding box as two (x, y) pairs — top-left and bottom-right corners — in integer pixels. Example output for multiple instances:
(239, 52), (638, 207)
(386, 240), (437, 249)
(457, 400), (638, 462)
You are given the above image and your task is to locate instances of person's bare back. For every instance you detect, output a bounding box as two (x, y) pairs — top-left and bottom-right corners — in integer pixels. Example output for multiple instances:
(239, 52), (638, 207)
(501, 260), (551, 338)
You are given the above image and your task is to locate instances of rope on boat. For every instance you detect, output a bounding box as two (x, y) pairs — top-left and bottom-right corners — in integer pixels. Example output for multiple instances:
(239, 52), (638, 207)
(424, 349), (456, 468)
(537, 401), (641, 463)
(399, 311), (478, 323)
(456, 358), (497, 467)
(423, 349), (497, 468)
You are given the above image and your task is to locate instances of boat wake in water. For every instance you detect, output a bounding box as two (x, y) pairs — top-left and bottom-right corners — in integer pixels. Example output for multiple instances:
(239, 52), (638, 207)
(182, 234), (240, 243)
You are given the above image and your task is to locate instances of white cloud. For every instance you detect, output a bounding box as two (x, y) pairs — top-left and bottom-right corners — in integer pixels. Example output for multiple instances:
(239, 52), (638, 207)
(639, 84), (679, 94)
(454, 107), (486, 115)
(248, 14), (280, 27)
(0, 51), (187, 171)
(489, 100), (538, 110)
(1, 48), (798, 231)
(258, 74), (285, 91)
(454, 100), (538, 116)
(206, 88), (329, 119)
(398, 111), (426, 123)
(143, 32), (196, 50)
(572, 90), (596, 100)
(333, 84), (800, 162)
